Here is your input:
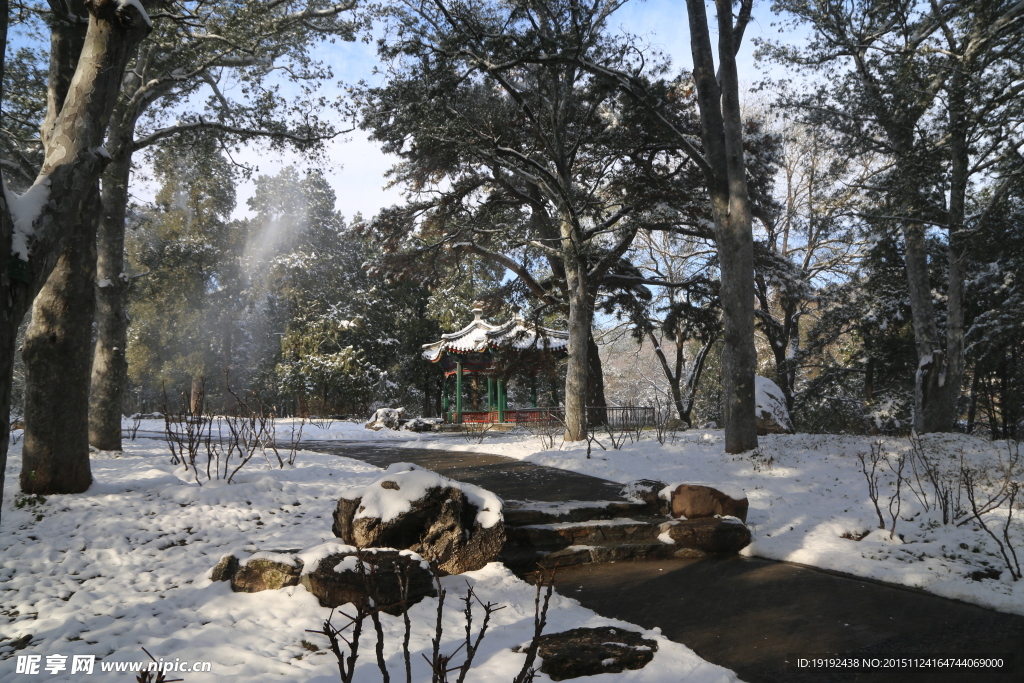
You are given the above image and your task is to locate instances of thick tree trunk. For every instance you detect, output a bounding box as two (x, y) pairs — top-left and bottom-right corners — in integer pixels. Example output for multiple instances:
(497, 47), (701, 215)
(89, 156), (132, 450)
(586, 331), (607, 424)
(563, 263), (593, 441)
(21, 189), (100, 493)
(685, 0), (758, 453)
(0, 0), (150, 518)
(716, 206), (758, 452)
(903, 217), (964, 433)
(903, 221), (944, 432)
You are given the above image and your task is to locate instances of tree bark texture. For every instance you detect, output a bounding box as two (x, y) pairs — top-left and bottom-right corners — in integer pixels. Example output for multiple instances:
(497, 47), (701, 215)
(902, 62), (969, 433)
(685, 0), (758, 453)
(586, 331), (607, 423)
(21, 188), (100, 493)
(563, 261), (593, 441)
(89, 156), (132, 450)
(903, 218), (964, 433)
(0, 1), (150, 516)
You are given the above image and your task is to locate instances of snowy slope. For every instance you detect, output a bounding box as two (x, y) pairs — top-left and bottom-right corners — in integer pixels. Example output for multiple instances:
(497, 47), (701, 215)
(0, 436), (738, 683)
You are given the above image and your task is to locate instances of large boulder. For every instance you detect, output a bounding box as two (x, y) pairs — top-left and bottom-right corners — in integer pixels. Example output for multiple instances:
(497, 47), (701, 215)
(659, 518), (751, 555)
(755, 375), (794, 434)
(297, 542), (436, 614)
(333, 464), (505, 574)
(662, 483), (748, 522)
(365, 407), (405, 431)
(533, 626), (657, 681)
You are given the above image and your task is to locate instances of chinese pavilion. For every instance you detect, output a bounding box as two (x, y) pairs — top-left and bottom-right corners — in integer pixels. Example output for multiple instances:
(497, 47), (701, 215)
(422, 306), (568, 423)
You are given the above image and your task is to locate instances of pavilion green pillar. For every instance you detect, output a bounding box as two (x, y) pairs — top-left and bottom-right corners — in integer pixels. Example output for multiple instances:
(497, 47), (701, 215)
(487, 376), (495, 412)
(497, 378), (505, 422)
(551, 380), (558, 407)
(442, 378), (450, 422)
(455, 362), (463, 423)
(530, 377), (538, 408)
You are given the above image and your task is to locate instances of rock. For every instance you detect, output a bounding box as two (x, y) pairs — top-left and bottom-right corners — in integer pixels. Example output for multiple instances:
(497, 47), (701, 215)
(231, 553), (303, 592)
(298, 546), (436, 614)
(365, 407), (406, 430)
(403, 417), (439, 432)
(210, 554), (240, 582)
(533, 626), (657, 681)
(666, 483), (748, 522)
(701, 421), (717, 429)
(659, 517), (751, 555)
(755, 375), (794, 434)
(621, 479), (669, 516)
(333, 465), (505, 574)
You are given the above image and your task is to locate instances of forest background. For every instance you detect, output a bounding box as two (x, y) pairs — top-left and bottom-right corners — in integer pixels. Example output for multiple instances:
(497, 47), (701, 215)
(3, 0), (1023, 455)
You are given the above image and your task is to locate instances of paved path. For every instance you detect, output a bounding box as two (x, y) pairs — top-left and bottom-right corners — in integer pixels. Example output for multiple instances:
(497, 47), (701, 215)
(300, 440), (627, 503)
(305, 440), (1024, 683)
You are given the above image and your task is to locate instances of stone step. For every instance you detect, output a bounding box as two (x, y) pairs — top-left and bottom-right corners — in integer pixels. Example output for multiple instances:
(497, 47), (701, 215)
(504, 517), (664, 550)
(500, 516), (753, 574)
(503, 500), (651, 526)
(500, 540), (686, 574)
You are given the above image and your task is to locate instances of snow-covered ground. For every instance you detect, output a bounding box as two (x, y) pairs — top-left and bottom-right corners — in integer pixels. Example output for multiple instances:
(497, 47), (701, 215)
(133, 416), (1024, 616)
(0, 429), (738, 682)
(390, 427), (1024, 616)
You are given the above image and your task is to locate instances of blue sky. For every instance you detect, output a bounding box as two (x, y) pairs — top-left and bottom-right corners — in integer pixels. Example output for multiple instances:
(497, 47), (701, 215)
(231, 0), (799, 222)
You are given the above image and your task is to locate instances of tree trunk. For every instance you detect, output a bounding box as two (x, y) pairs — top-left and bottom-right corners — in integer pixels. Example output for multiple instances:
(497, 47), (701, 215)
(648, 331), (687, 422)
(586, 331), (607, 425)
(89, 156), (131, 450)
(20, 189), (100, 493)
(190, 376), (205, 414)
(903, 218), (964, 433)
(685, 0), (758, 453)
(563, 262), (593, 441)
(966, 367), (979, 435)
(682, 338), (716, 424)
(0, 0), (150, 518)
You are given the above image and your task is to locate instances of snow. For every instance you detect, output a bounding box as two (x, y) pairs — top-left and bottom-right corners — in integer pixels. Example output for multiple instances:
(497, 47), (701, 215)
(369, 428), (1024, 616)
(240, 551), (302, 567)
(117, 0), (151, 27)
(754, 375), (793, 432)
(0, 437), (737, 683)
(4, 176), (51, 261)
(659, 482), (746, 501)
(296, 542), (359, 576)
(341, 463), (503, 529)
(861, 529), (904, 545)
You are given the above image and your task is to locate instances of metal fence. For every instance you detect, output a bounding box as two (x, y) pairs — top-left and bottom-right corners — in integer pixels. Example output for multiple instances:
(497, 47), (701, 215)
(513, 406), (654, 429)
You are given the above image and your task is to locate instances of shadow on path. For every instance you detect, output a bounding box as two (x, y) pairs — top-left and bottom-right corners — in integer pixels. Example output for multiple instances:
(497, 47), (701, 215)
(300, 440), (625, 503)
(305, 439), (1024, 683)
(553, 557), (1023, 683)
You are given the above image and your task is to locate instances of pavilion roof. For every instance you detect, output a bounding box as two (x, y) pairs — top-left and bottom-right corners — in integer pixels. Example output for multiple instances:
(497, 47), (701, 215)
(422, 307), (569, 362)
